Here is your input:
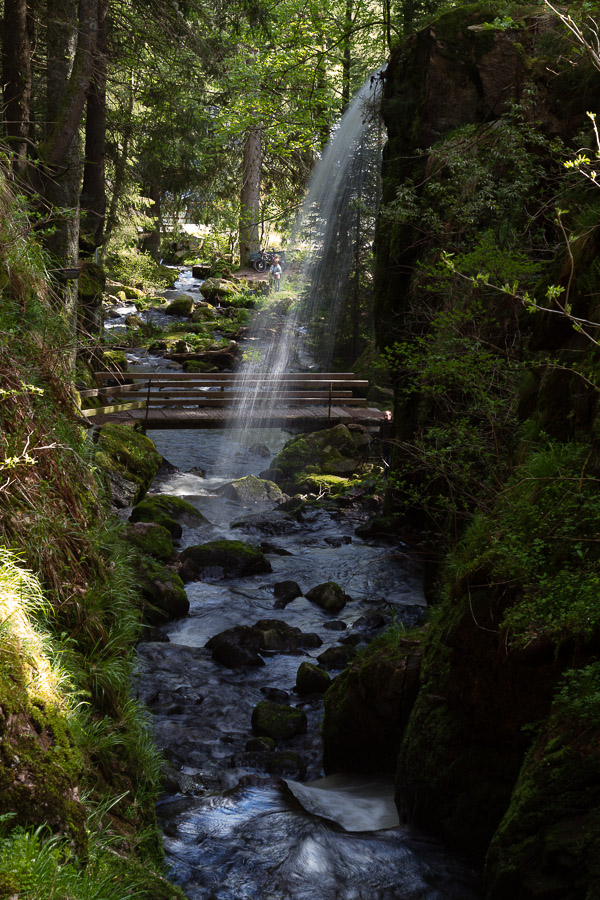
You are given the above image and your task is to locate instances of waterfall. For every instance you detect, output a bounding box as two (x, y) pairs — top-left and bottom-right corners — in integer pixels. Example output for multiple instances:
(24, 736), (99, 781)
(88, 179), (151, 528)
(218, 74), (383, 470)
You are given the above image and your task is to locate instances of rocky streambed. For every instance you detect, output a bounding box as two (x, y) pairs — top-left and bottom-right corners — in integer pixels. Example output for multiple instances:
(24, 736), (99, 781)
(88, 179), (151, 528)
(130, 428), (482, 900)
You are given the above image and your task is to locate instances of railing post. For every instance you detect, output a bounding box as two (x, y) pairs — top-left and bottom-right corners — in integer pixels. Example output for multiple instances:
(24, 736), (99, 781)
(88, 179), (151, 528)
(328, 381), (332, 419)
(142, 377), (151, 434)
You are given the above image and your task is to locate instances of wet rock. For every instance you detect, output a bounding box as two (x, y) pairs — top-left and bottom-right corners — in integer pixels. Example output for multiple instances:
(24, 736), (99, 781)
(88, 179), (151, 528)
(273, 580), (302, 606)
(323, 620), (347, 631)
(324, 535), (352, 547)
(130, 493), (207, 538)
(124, 521), (174, 562)
(305, 581), (349, 614)
(260, 541), (292, 557)
(180, 539), (272, 579)
(354, 516), (406, 541)
(231, 508), (300, 536)
(317, 645), (357, 670)
(186, 466), (206, 477)
(206, 626), (265, 668)
(248, 443), (271, 458)
(218, 475), (284, 503)
(296, 662), (331, 696)
(251, 701), (307, 741)
(245, 736), (275, 752)
(262, 688), (290, 704)
(269, 751), (307, 780)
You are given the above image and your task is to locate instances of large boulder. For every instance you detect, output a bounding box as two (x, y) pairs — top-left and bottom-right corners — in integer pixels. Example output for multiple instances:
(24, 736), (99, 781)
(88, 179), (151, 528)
(179, 539), (272, 580)
(269, 424), (372, 491)
(206, 618), (322, 668)
(217, 475), (284, 503)
(322, 634), (422, 774)
(130, 494), (207, 538)
(199, 278), (239, 303)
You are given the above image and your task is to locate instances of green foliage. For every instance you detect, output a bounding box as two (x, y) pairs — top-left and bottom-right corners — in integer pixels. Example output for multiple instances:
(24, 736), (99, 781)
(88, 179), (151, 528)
(453, 442), (600, 644)
(105, 251), (176, 293)
(554, 663), (600, 725)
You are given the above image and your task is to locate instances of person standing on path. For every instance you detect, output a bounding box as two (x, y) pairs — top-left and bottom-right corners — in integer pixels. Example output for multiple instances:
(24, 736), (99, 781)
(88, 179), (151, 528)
(269, 255), (282, 292)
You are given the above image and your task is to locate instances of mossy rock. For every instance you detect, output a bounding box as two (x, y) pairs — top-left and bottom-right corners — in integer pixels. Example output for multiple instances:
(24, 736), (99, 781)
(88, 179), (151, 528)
(123, 286), (145, 300)
(138, 557), (189, 623)
(165, 294), (194, 316)
(251, 700), (307, 741)
(270, 425), (371, 489)
(183, 360), (219, 373)
(305, 581), (348, 613)
(179, 540), (272, 579)
(95, 424), (162, 504)
(218, 475), (284, 503)
(191, 305), (217, 321)
(199, 278), (238, 302)
(124, 313), (144, 328)
(102, 350), (128, 372)
(296, 661), (331, 695)
(124, 521), (174, 562)
(130, 494), (207, 538)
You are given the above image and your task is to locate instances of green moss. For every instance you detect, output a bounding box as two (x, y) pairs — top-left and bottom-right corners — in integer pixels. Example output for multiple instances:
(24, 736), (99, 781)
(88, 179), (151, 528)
(130, 494), (207, 538)
(251, 701), (307, 740)
(124, 522), (174, 561)
(180, 540), (272, 577)
(102, 350), (128, 372)
(95, 424), (162, 502)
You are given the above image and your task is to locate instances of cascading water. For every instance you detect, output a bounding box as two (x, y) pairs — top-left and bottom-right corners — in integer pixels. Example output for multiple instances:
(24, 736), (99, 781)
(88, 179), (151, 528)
(217, 75), (383, 471)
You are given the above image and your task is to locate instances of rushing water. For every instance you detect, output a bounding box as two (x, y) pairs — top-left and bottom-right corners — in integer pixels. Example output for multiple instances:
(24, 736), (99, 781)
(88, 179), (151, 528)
(133, 428), (482, 900)
(216, 77), (382, 476)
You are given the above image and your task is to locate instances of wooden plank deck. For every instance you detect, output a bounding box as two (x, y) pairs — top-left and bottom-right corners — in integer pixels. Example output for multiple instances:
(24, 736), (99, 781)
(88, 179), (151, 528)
(92, 404), (385, 430)
(85, 370), (385, 430)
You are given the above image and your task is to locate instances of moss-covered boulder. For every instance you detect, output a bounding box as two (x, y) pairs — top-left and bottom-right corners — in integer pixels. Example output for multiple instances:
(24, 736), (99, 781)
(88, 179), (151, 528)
(130, 494), (207, 539)
(124, 521), (174, 562)
(269, 424), (372, 490)
(191, 304), (217, 321)
(199, 278), (239, 302)
(138, 557), (189, 623)
(296, 661), (331, 695)
(165, 293), (194, 316)
(305, 581), (348, 614)
(218, 475), (284, 503)
(179, 540), (272, 580)
(322, 635), (422, 774)
(94, 424), (162, 507)
(251, 701), (307, 741)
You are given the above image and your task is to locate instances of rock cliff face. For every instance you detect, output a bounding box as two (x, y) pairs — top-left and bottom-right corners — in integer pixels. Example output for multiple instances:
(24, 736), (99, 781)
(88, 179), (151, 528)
(322, 4), (600, 898)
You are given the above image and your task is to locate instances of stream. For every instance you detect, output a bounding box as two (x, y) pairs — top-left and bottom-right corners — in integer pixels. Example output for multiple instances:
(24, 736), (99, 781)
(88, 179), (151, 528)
(131, 418), (483, 899)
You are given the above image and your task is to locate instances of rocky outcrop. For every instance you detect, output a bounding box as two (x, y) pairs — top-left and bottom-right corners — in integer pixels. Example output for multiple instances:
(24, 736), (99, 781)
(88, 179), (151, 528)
(322, 634), (422, 774)
(268, 424), (372, 492)
(94, 424), (163, 508)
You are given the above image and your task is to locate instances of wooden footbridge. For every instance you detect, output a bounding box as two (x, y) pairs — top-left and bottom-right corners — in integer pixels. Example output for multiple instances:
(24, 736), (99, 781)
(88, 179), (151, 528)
(79, 371), (385, 430)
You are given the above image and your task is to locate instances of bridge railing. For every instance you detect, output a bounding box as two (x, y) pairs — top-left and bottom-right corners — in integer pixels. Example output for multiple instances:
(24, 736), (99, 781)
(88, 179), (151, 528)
(78, 371), (369, 419)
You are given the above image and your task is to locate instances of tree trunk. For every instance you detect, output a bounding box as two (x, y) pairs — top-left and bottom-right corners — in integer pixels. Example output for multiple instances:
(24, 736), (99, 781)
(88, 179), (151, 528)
(239, 124), (262, 267)
(2, 0), (32, 173)
(80, 0), (108, 254)
(42, 0), (98, 360)
(341, 0), (353, 113)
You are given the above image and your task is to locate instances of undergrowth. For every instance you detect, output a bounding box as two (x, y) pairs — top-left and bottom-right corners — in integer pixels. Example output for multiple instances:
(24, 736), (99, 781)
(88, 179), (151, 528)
(0, 171), (179, 893)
